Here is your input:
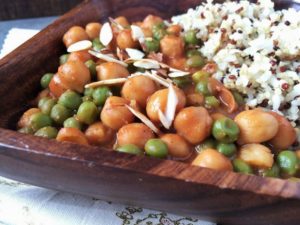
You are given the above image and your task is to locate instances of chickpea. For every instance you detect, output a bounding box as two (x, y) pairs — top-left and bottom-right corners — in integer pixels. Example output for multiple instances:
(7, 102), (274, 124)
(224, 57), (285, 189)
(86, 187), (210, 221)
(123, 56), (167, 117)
(114, 16), (130, 28)
(58, 60), (91, 93)
(121, 75), (157, 108)
(192, 148), (233, 171)
(186, 93), (204, 106)
(67, 51), (92, 63)
(100, 96), (134, 130)
(142, 15), (163, 30)
(146, 87), (186, 123)
(49, 74), (68, 98)
(56, 127), (89, 146)
(210, 113), (227, 121)
(117, 123), (155, 149)
(268, 111), (296, 150)
(167, 25), (182, 36)
(160, 35), (185, 58)
(96, 62), (129, 81)
(160, 134), (191, 159)
(174, 107), (212, 144)
(18, 108), (41, 128)
(234, 109), (279, 144)
(85, 122), (114, 145)
(116, 29), (139, 49)
(239, 144), (274, 169)
(85, 22), (102, 39)
(141, 27), (152, 37)
(63, 26), (89, 47)
(166, 57), (187, 71)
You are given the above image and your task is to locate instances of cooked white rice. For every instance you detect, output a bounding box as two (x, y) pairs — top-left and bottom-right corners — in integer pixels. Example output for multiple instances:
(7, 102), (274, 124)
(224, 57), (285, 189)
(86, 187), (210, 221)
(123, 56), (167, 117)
(171, 0), (300, 126)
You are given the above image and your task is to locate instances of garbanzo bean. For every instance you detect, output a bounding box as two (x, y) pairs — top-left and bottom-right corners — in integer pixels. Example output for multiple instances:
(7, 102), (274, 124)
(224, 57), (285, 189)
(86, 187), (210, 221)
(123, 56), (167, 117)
(167, 25), (182, 36)
(117, 123), (155, 149)
(239, 144), (274, 169)
(96, 62), (129, 81)
(234, 109), (279, 144)
(146, 87), (186, 122)
(174, 107), (212, 144)
(192, 148), (233, 171)
(142, 15), (163, 30)
(100, 96), (134, 130)
(116, 29), (138, 50)
(160, 134), (191, 159)
(18, 108), (41, 128)
(114, 16), (130, 28)
(268, 111), (296, 150)
(63, 26), (89, 47)
(160, 35), (185, 58)
(85, 122), (114, 145)
(67, 51), (92, 63)
(56, 127), (89, 145)
(121, 75), (157, 108)
(85, 22), (102, 39)
(49, 74), (68, 98)
(58, 60), (91, 93)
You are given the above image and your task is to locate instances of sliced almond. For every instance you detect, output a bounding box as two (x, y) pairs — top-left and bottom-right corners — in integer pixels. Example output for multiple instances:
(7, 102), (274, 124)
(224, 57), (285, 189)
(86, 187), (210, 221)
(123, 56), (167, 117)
(109, 17), (124, 30)
(67, 40), (92, 53)
(131, 25), (145, 43)
(165, 84), (178, 127)
(89, 50), (128, 67)
(85, 78), (127, 88)
(133, 59), (160, 69)
(168, 70), (190, 77)
(148, 71), (171, 87)
(125, 48), (145, 60)
(158, 109), (171, 129)
(100, 22), (113, 46)
(125, 105), (161, 134)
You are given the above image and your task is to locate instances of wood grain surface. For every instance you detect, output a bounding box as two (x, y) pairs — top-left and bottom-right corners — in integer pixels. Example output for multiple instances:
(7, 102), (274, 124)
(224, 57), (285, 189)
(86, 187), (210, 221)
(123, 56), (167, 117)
(0, 0), (300, 224)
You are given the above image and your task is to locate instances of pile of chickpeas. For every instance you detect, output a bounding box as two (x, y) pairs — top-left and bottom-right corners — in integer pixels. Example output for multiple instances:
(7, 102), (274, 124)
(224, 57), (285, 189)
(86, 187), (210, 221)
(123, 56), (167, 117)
(17, 15), (300, 179)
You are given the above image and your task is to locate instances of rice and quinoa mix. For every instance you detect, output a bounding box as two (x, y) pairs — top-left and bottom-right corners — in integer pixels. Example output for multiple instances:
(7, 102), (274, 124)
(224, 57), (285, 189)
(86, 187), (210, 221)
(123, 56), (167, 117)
(172, 0), (300, 128)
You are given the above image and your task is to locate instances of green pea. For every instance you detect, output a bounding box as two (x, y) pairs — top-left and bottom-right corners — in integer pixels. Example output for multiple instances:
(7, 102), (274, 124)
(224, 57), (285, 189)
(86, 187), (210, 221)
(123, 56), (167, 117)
(186, 55), (205, 68)
(116, 144), (143, 155)
(205, 96), (220, 108)
(59, 54), (69, 65)
(145, 139), (168, 158)
(34, 126), (58, 139)
(192, 70), (210, 83)
(184, 30), (199, 45)
(18, 127), (34, 134)
(40, 73), (54, 89)
(195, 79), (210, 96)
(84, 88), (94, 97)
(152, 23), (167, 40)
(212, 118), (239, 143)
(85, 59), (97, 79)
(92, 86), (112, 106)
(92, 38), (105, 51)
(277, 150), (298, 176)
(172, 76), (191, 88)
(38, 97), (51, 109)
(50, 104), (72, 125)
(76, 101), (98, 125)
(195, 138), (216, 153)
(232, 91), (244, 106)
(144, 38), (160, 53)
(233, 159), (253, 174)
(186, 49), (201, 58)
(216, 143), (237, 157)
(82, 96), (93, 102)
(29, 112), (53, 131)
(58, 90), (82, 110)
(261, 163), (280, 178)
(63, 117), (82, 130)
(39, 98), (57, 115)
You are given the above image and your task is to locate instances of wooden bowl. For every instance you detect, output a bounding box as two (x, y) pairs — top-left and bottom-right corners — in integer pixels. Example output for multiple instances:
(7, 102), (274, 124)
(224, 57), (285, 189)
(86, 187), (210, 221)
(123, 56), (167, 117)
(1, 0), (300, 224)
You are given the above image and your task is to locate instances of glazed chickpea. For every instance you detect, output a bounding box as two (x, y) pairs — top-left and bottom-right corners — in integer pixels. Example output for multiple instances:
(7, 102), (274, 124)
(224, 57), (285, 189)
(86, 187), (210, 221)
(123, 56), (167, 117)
(56, 127), (89, 145)
(58, 60), (91, 93)
(234, 109), (279, 144)
(85, 22), (102, 39)
(160, 35), (185, 58)
(100, 96), (134, 130)
(192, 148), (233, 171)
(268, 111), (296, 149)
(141, 27), (152, 37)
(116, 29), (139, 49)
(142, 15), (163, 30)
(63, 26), (89, 47)
(239, 144), (274, 169)
(85, 122), (114, 145)
(114, 16), (130, 28)
(146, 87), (186, 123)
(186, 93), (204, 106)
(117, 123), (155, 149)
(121, 75), (157, 108)
(160, 134), (191, 159)
(18, 108), (41, 128)
(166, 57), (187, 71)
(96, 62), (129, 81)
(167, 25), (182, 36)
(67, 51), (92, 63)
(49, 74), (68, 97)
(174, 107), (212, 144)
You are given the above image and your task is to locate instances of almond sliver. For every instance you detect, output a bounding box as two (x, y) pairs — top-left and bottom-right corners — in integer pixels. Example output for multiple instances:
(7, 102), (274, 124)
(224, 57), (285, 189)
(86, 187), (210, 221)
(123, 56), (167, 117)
(131, 25), (145, 42)
(100, 22), (113, 46)
(168, 71), (190, 77)
(109, 17), (124, 30)
(148, 71), (171, 87)
(67, 40), (92, 53)
(165, 84), (178, 126)
(85, 78), (127, 88)
(89, 50), (128, 67)
(133, 59), (160, 69)
(125, 48), (145, 60)
(158, 109), (172, 129)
